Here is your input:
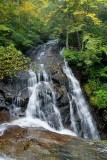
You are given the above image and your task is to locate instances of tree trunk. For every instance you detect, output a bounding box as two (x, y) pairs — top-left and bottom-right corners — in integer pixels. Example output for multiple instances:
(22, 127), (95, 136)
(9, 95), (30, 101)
(76, 31), (81, 50)
(66, 13), (69, 49)
(18, 0), (21, 22)
(66, 26), (69, 49)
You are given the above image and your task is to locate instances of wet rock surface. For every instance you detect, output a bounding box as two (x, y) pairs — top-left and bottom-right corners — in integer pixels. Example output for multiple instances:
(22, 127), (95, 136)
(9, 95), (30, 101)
(0, 110), (10, 123)
(0, 71), (29, 119)
(0, 126), (107, 160)
(28, 42), (71, 129)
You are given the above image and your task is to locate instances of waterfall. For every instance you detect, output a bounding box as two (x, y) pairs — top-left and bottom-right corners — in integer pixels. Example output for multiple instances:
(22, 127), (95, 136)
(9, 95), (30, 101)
(26, 66), (63, 130)
(63, 59), (100, 140)
(0, 66), (74, 136)
(0, 40), (99, 139)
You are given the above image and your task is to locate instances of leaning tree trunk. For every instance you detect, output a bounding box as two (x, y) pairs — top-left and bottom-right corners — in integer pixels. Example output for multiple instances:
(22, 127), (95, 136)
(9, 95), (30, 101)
(66, 26), (69, 49)
(66, 13), (69, 49)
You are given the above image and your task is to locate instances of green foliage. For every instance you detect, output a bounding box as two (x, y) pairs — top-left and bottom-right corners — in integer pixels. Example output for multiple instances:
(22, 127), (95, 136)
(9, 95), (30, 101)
(0, 0), (50, 78)
(0, 44), (30, 79)
(63, 36), (102, 70)
(63, 35), (107, 110)
(90, 89), (107, 109)
(63, 50), (83, 67)
(84, 80), (107, 109)
(84, 80), (98, 97)
(0, 25), (12, 46)
(99, 66), (107, 82)
(94, 89), (107, 108)
(61, 0), (107, 111)
(0, 0), (50, 50)
(11, 29), (33, 48)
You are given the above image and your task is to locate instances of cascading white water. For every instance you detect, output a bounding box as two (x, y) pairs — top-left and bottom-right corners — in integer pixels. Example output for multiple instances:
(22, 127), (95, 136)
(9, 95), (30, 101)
(26, 66), (63, 130)
(63, 59), (100, 140)
(0, 155), (15, 160)
(0, 62), (76, 137)
(0, 41), (99, 140)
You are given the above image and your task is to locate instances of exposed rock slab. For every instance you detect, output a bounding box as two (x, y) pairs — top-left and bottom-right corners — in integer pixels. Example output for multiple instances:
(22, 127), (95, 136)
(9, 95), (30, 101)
(0, 126), (107, 160)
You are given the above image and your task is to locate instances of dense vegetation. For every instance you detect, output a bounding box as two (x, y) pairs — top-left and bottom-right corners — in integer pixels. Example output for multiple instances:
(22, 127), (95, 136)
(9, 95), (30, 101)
(0, 0), (107, 120)
(57, 0), (107, 120)
(0, 0), (49, 79)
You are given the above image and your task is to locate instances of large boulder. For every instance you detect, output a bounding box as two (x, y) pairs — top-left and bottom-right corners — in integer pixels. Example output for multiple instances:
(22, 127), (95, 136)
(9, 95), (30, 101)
(0, 126), (107, 160)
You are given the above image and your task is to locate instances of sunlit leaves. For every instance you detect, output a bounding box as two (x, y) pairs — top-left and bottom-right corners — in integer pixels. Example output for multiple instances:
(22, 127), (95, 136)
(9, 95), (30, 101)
(87, 13), (102, 25)
(0, 44), (30, 79)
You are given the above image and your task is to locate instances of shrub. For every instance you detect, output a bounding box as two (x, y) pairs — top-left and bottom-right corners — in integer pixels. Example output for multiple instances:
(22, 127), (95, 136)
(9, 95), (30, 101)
(0, 44), (30, 79)
(94, 89), (107, 108)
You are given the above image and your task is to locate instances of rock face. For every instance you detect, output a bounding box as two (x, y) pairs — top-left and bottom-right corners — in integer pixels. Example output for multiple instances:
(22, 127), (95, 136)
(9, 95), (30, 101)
(0, 71), (29, 118)
(0, 126), (107, 160)
(0, 110), (10, 123)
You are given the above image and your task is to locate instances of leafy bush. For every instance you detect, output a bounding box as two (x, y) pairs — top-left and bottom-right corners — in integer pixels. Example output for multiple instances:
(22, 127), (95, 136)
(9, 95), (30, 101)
(84, 80), (98, 97)
(99, 66), (107, 82)
(0, 44), (30, 79)
(95, 89), (107, 108)
(84, 81), (107, 109)
(63, 37), (102, 70)
(0, 25), (12, 46)
(63, 50), (83, 67)
(12, 30), (32, 48)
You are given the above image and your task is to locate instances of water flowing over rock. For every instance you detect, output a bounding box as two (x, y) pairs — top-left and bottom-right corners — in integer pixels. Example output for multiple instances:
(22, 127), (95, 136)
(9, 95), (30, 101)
(26, 69), (63, 130)
(0, 40), (99, 138)
(63, 59), (100, 140)
(0, 40), (105, 159)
